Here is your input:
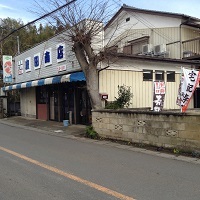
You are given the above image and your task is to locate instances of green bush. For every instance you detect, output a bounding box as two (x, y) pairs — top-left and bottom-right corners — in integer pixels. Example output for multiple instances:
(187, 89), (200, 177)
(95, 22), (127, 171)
(105, 101), (119, 109)
(105, 85), (133, 109)
(85, 126), (98, 139)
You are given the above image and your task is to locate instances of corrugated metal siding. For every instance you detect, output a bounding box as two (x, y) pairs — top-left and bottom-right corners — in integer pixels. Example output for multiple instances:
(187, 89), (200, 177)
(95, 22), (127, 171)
(99, 70), (152, 108)
(152, 27), (180, 59)
(181, 27), (200, 55)
(14, 32), (80, 83)
(99, 70), (186, 109)
(106, 27), (181, 59)
(182, 27), (200, 41)
(164, 73), (180, 109)
(152, 27), (179, 45)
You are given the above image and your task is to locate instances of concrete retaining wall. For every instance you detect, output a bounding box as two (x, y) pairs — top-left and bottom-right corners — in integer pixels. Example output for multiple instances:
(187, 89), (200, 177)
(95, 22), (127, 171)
(92, 109), (200, 151)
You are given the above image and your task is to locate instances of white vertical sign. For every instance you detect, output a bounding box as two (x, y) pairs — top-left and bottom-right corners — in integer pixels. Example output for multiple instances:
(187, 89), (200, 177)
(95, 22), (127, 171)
(3, 55), (13, 83)
(177, 68), (200, 112)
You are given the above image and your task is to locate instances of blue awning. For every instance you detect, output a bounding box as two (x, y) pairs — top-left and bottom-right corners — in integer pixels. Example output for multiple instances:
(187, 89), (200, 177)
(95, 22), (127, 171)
(3, 72), (85, 91)
(38, 79), (45, 86)
(70, 72), (85, 82)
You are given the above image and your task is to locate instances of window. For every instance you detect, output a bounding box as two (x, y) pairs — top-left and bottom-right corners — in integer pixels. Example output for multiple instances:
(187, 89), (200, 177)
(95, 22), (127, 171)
(123, 45), (132, 54)
(34, 53), (41, 70)
(37, 86), (48, 104)
(57, 43), (66, 63)
(44, 48), (52, 67)
(123, 36), (149, 55)
(167, 71), (175, 82)
(25, 57), (31, 73)
(155, 70), (164, 81)
(143, 70), (153, 81)
(126, 17), (130, 22)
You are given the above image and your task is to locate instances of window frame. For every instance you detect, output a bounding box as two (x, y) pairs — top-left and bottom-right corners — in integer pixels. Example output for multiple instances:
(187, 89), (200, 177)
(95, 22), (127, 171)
(143, 69), (153, 81)
(36, 86), (48, 104)
(166, 71), (175, 82)
(155, 70), (164, 81)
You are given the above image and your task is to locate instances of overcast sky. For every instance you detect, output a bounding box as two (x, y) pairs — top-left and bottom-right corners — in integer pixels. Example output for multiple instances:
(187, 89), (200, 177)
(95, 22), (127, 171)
(0, 0), (200, 23)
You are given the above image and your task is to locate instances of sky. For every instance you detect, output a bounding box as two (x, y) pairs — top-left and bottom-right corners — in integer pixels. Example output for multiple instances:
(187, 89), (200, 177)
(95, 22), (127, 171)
(0, 0), (200, 24)
(0, 0), (35, 23)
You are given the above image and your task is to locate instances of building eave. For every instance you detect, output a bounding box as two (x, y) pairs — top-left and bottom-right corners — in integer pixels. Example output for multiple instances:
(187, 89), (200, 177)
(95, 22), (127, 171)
(109, 53), (200, 65)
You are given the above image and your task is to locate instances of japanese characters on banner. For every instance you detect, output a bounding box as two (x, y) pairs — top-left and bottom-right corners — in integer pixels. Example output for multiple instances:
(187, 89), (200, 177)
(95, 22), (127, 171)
(153, 81), (166, 112)
(3, 55), (13, 83)
(176, 68), (200, 112)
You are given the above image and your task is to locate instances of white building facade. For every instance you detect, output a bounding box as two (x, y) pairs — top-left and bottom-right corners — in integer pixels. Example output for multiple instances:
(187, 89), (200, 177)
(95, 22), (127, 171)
(3, 30), (93, 124)
(99, 5), (200, 110)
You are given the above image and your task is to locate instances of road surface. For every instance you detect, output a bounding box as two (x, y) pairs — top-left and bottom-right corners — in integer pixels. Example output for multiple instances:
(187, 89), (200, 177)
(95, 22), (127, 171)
(0, 122), (200, 200)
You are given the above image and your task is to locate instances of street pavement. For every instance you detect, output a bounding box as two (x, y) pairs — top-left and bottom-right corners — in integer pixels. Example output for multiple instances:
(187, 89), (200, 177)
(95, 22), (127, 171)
(0, 116), (86, 138)
(0, 117), (200, 200)
(0, 116), (200, 165)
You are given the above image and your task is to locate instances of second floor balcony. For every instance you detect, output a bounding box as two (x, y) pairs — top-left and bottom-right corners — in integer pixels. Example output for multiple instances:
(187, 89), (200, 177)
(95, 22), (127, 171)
(182, 37), (200, 60)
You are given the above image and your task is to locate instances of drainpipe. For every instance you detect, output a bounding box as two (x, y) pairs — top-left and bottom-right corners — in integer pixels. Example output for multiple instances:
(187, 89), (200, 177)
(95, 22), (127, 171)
(179, 23), (182, 59)
(97, 59), (110, 89)
(97, 61), (110, 108)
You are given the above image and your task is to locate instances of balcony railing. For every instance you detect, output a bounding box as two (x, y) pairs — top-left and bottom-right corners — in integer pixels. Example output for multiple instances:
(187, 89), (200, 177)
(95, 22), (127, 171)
(182, 37), (200, 59)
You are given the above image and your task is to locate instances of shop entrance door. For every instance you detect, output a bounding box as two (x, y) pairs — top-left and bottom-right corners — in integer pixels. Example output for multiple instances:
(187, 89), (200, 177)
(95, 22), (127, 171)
(194, 87), (200, 108)
(76, 88), (91, 125)
(49, 91), (58, 121)
(63, 88), (75, 123)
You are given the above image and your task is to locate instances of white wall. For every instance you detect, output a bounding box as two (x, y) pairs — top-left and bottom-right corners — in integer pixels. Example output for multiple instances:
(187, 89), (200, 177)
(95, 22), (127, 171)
(99, 59), (193, 110)
(105, 10), (181, 47)
(14, 21), (104, 84)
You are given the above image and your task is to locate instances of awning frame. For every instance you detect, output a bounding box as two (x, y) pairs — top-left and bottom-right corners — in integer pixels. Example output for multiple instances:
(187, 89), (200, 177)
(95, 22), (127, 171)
(3, 72), (85, 91)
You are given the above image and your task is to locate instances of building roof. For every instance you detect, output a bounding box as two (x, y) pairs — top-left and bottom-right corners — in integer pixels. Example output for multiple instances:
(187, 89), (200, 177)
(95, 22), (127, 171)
(108, 53), (200, 65)
(105, 4), (200, 29)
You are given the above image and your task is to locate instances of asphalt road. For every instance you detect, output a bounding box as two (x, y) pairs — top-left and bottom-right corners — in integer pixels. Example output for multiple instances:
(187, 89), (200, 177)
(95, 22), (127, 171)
(0, 122), (200, 200)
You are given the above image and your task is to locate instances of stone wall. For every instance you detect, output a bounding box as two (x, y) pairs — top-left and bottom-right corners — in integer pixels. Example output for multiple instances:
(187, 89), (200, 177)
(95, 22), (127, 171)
(92, 109), (200, 151)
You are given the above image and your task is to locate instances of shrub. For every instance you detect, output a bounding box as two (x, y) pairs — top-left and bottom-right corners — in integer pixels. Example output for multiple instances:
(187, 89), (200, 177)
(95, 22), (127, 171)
(85, 126), (98, 139)
(105, 85), (133, 109)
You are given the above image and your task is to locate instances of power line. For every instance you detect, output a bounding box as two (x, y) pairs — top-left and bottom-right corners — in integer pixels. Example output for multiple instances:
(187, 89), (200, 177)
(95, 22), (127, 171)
(117, 1), (181, 47)
(0, 0), (76, 43)
(129, 12), (178, 45)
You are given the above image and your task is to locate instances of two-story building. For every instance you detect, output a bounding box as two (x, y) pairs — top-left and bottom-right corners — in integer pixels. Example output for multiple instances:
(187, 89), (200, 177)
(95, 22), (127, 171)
(99, 4), (200, 110)
(2, 5), (200, 122)
(2, 26), (103, 124)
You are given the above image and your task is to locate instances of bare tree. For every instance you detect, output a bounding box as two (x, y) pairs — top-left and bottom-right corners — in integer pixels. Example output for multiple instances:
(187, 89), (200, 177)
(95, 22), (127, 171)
(31, 0), (120, 109)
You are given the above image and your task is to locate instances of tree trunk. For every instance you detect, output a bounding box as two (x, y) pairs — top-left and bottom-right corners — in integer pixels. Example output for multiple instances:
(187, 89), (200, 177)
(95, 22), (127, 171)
(84, 65), (102, 109)
(73, 42), (103, 109)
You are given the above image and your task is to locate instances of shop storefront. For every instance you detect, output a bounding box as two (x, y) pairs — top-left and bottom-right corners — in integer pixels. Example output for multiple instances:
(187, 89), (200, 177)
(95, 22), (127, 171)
(36, 81), (91, 124)
(3, 72), (92, 125)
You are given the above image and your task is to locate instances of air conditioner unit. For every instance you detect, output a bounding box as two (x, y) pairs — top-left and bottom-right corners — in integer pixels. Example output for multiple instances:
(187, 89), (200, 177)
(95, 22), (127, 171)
(183, 51), (194, 58)
(154, 44), (167, 55)
(142, 44), (153, 55)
